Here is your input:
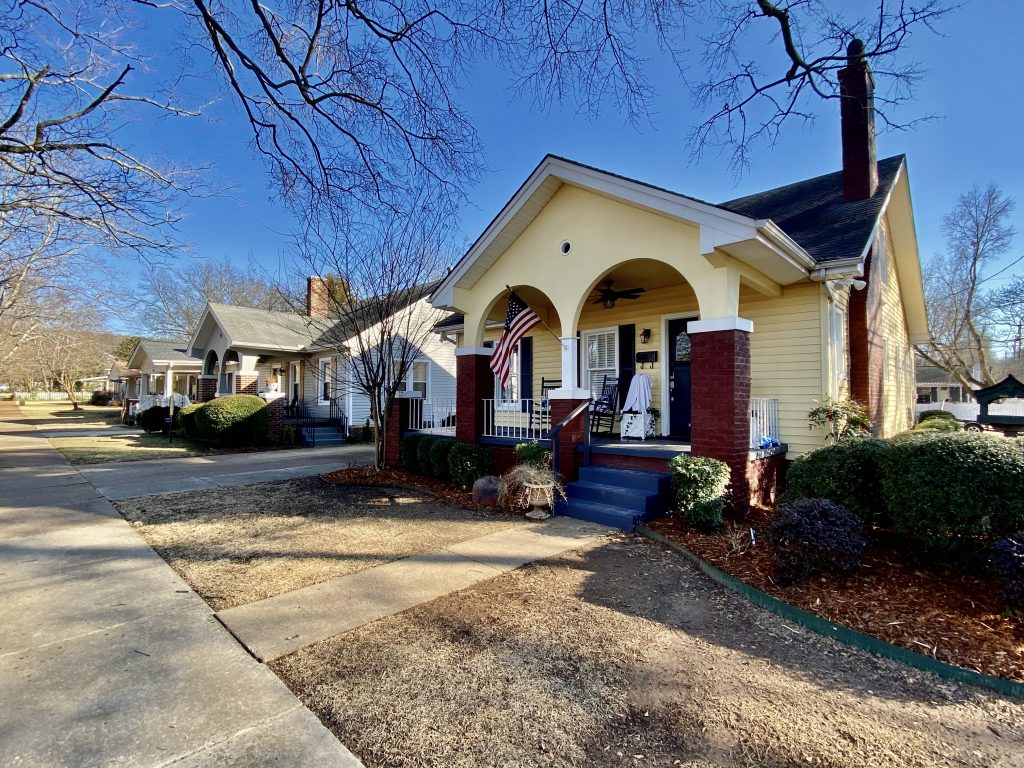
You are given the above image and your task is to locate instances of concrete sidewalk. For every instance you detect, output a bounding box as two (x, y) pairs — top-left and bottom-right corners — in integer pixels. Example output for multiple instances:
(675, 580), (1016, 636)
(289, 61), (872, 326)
(218, 517), (609, 661)
(0, 401), (363, 767)
(79, 443), (375, 500)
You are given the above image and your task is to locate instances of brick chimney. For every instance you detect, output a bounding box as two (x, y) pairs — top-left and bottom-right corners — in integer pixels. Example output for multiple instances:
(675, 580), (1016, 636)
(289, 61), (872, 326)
(838, 38), (878, 201)
(306, 276), (329, 318)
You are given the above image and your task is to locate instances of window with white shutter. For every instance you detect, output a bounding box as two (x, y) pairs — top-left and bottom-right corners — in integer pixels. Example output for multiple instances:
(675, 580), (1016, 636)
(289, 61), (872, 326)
(582, 329), (617, 398)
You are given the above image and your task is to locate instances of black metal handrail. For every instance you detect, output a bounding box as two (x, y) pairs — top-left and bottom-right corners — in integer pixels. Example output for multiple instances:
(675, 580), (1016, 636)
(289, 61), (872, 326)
(295, 401), (315, 447)
(329, 397), (347, 436)
(550, 399), (591, 479)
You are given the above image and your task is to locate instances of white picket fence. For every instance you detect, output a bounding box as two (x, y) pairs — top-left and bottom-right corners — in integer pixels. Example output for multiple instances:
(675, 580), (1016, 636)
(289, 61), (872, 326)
(12, 391), (90, 401)
(915, 401), (1024, 421)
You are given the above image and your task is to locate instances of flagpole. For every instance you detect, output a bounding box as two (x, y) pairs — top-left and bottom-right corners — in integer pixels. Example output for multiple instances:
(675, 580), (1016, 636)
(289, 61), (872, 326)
(504, 285), (562, 344)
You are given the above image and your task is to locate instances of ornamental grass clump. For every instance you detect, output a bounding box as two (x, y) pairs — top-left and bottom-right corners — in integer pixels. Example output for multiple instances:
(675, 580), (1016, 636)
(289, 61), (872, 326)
(771, 498), (867, 586)
(497, 464), (565, 512)
(668, 454), (730, 530)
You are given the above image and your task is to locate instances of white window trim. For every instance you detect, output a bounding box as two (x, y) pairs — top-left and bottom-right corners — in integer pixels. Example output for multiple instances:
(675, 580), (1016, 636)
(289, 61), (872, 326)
(581, 326), (618, 399)
(828, 304), (848, 397)
(396, 357), (431, 400)
(318, 356), (334, 404)
(493, 342), (521, 410)
(289, 361), (302, 403)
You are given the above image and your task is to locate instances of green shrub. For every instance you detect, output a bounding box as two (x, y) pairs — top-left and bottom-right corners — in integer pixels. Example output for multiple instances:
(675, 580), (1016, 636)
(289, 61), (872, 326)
(881, 432), (1024, 563)
(137, 405), (170, 433)
(174, 403), (204, 438)
(416, 436), (438, 475)
(917, 409), (957, 424)
(194, 394), (268, 446)
(514, 441), (550, 467)
(399, 434), (422, 472)
(772, 499), (867, 585)
(89, 390), (115, 406)
(781, 438), (889, 528)
(914, 417), (962, 432)
(448, 442), (493, 489)
(429, 439), (454, 480)
(989, 533), (1024, 611)
(668, 454), (730, 530)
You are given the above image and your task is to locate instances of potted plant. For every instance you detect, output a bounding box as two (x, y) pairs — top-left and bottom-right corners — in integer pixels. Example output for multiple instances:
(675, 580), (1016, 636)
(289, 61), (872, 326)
(498, 463), (565, 520)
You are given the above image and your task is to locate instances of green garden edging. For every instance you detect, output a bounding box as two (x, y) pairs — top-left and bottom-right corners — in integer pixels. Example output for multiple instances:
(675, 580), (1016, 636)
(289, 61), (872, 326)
(636, 525), (1024, 700)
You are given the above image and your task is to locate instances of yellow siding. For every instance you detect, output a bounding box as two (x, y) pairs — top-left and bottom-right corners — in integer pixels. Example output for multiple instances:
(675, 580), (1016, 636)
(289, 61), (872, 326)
(876, 218), (916, 436)
(742, 281), (827, 456)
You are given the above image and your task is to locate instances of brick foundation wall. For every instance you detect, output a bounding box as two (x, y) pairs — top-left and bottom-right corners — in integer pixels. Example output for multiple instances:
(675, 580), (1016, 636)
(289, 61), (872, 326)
(197, 376), (217, 403)
(690, 329), (751, 515)
(550, 399), (588, 481)
(485, 444), (517, 476)
(384, 398), (411, 469)
(455, 353), (494, 444)
(235, 374), (258, 396)
(746, 451), (787, 509)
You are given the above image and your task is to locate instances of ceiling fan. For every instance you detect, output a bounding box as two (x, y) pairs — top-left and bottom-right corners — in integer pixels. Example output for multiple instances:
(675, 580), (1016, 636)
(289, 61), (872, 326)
(592, 279), (645, 309)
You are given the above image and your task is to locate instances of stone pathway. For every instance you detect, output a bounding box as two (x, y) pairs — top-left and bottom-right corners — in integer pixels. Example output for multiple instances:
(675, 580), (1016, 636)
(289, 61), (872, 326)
(79, 443), (375, 500)
(217, 517), (609, 661)
(0, 401), (363, 767)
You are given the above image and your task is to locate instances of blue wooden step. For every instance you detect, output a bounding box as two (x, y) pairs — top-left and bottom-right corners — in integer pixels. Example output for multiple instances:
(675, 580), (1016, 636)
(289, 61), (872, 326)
(554, 498), (647, 530)
(566, 481), (664, 514)
(577, 465), (671, 495)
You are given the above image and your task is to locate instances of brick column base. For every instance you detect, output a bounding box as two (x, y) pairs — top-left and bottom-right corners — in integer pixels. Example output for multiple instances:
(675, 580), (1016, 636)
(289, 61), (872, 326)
(455, 352), (494, 444)
(197, 376), (217, 403)
(267, 397), (286, 435)
(235, 373), (258, 396)
(690, 328), (751, 515)
(550, 398), (588, 482)
(384, 398), (411, 469)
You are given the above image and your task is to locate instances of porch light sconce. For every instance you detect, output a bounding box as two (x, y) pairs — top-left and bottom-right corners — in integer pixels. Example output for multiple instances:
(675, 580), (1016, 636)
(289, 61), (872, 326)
(639, 328), (652, 345)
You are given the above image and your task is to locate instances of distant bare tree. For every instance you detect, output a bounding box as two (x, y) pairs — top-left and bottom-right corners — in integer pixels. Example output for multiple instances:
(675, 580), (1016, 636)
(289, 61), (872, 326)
(293, 192), (453, 467)
(137, 258), (298, 339)
(984, 276), (1024, 361)
(917, 184), (1019, 389)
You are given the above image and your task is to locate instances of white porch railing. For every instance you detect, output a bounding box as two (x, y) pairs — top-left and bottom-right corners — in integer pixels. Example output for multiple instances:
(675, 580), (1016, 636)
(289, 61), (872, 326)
(915, 400), (1024, 421)
(138, 393), (192, 411)
(482, 398), (549, 440)
(408, 398), (457, 435)
(750, 397), (780, 449)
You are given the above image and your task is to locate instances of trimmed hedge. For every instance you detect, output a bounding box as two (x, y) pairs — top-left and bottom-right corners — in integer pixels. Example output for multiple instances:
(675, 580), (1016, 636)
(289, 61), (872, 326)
(174, 403), (204, 438)
(668, 454), (730, 530)
(772, 498), (867, 585)
(89, 390), (115, 406)
(194, 394), (268, 446)
(914, 417), (962, 432)
(990, 533), (1024, 611)
(781, 438), (889, 528)
(429, 439), (454, 480)
(417, 436), (438, 475)
(880, 432), (1024, 563)
(399, 434), (422, 473)
(917, 409), (957, 424)
(448, 442), (493, 489)
(137, 405), (170, 433)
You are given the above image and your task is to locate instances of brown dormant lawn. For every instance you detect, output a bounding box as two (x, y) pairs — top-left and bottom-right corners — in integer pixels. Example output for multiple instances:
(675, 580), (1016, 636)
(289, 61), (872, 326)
(115, 476), (526, 611)
(271, 535), (1023, 768)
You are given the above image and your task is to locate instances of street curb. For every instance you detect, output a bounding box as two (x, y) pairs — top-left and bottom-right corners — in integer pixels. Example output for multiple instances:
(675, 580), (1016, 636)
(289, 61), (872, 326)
(636, 525), (1024, 700)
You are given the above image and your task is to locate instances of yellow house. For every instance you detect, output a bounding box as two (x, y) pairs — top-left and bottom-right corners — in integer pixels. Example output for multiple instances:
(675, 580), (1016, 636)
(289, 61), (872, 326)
(415, 46), (928, 529)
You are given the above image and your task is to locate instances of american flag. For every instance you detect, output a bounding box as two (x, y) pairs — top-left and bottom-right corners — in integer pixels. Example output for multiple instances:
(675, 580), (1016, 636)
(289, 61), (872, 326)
(490, 291), (540, 386)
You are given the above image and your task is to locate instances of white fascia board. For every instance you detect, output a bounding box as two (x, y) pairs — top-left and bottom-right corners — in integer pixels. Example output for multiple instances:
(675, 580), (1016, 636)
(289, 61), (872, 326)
(431, 155), (779, 308)
(186, 303), (217, 356)
(232, 341), (308, 353)
(809, 259), (866, 281)
(756, 220), (817, 271)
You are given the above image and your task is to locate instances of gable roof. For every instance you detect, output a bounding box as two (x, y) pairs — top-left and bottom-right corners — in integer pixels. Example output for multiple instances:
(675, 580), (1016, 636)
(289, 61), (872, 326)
(206, 303), (315, 351)
(721, 155), (905, 264)
(128, 339), (204, 369)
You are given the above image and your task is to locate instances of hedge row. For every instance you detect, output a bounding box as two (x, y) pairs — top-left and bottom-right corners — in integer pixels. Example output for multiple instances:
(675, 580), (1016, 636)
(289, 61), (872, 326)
(399, 434), (492, 488)
(783, 432), (1024, 564)
(162, 394), (269, 447)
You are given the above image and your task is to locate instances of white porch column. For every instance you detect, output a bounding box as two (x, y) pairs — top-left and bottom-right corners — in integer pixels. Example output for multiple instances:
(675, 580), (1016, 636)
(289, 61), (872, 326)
(551, 336), (590, 400)
(163, 366), (173, 398)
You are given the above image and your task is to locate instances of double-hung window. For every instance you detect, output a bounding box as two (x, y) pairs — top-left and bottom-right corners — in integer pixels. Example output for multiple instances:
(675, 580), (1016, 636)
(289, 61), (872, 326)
(319, 358), (334, 402)
(582, 329), (617, 399)
(396, 360), (428, 398)
(494, 343), (520, 408)
(828, 304), (848, 395)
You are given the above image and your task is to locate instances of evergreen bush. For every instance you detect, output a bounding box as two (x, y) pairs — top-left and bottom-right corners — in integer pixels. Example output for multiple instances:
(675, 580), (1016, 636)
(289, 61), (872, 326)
(429, 439), (454, 480)
(194, 395), (268, 446)
(514, 441), (550, 467)
(399, 434), (422, 473)
(667, 454), (730, 530)
(989, 533), (1024, 611)
(174, 403), (204, 438)
(772, 498), (867, 585)
(448, 442), (494, 489)
(416, 436), (438, 475)
(137, 405), (170, 433)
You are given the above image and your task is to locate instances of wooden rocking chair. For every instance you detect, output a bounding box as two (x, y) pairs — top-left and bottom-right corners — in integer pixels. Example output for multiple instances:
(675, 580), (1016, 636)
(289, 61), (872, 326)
(590, 375), (619, 436)
(529, 377), (561, 432)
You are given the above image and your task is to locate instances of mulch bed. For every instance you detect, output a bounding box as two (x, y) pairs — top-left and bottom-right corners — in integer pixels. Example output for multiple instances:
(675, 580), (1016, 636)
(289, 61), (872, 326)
(650, 510), (1024, 682)
(323, 465), (477, 508)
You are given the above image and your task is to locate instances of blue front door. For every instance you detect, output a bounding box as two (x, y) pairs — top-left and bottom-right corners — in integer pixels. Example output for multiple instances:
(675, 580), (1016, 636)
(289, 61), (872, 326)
(667, 318), (692, 440)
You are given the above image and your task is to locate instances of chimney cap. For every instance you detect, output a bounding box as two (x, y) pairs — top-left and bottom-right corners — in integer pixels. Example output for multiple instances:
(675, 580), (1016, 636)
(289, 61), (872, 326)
(847, 38), (866, 63)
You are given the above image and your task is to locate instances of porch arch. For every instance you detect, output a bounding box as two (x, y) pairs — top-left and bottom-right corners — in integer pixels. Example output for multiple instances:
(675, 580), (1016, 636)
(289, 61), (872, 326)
(470, 284), (563, 349)
(203, 350), (219, 376)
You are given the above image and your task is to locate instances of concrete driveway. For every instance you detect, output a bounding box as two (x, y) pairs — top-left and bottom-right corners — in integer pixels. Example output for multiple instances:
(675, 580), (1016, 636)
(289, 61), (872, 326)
(79, 443), (375, 500)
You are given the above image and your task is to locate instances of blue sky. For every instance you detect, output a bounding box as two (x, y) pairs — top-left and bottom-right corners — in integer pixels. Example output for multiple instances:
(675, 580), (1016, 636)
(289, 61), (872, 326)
(122, 0), (1024, 319)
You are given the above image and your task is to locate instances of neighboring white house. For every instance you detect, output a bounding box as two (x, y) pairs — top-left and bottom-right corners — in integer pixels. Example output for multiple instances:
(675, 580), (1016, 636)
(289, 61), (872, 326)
(184, 279), (457, 436)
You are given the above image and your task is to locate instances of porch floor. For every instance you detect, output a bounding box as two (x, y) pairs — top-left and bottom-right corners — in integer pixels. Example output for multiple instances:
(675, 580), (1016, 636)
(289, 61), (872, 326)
(587, 435), (691, 459)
